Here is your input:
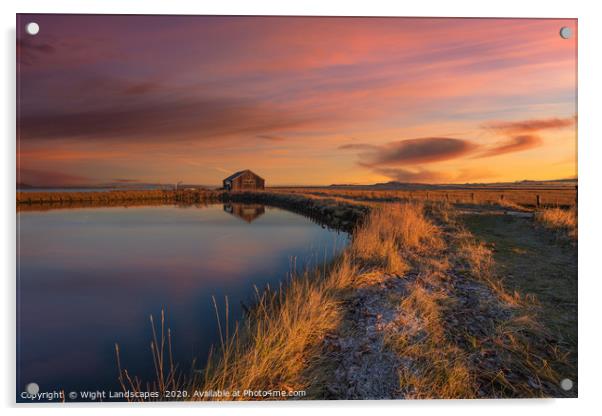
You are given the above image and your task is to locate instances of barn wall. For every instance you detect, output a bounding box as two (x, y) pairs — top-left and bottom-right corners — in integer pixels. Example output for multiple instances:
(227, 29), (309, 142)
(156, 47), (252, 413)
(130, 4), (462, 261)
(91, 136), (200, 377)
(230, 171), (265, 190)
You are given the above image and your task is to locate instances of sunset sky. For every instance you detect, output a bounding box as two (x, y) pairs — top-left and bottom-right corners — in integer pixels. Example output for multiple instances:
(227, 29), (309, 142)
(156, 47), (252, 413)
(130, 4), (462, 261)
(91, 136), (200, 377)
(17, 15), (577, 187)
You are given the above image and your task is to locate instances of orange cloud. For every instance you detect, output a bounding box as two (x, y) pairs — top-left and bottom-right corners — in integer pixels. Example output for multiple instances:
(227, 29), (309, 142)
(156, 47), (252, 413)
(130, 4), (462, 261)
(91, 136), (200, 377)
(476, 134), (543, 158)
(483, 116), (576, 134)
(475, 116), (575, 159)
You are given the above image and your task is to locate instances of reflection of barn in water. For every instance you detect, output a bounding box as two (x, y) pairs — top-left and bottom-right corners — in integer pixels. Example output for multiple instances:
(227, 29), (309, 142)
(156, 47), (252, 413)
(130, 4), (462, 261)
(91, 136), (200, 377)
(223, 203), (266, 223)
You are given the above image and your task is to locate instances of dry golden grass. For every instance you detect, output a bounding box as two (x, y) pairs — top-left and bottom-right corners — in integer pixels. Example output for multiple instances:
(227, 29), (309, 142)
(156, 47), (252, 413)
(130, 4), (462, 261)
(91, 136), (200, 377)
(382, 202), (571, 398)
(17, 189), (176, 204)
(374, 204), (477, 399)
(351, 202), (440, 274)
(277, 187), (576, 208)
(16, 189), (228, 213)
(535, 207), (578, 240)
(195, 255), (358, 399)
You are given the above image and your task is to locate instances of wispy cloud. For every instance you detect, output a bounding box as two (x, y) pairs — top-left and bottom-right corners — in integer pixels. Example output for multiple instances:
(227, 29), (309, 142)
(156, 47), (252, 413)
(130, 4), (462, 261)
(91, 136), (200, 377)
(483, 116), (576, 134)
(475, 116), (575, 158)
(256, 134), (286, 142)
(16, 37), (56, 66)
(338, 143), (379, 150)
(476, 134), (543, 158)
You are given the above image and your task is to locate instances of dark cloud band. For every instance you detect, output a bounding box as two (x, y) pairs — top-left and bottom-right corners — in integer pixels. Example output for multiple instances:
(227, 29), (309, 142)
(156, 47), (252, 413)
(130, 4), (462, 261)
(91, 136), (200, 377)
(351, 137), (477, 167)
(18, 96), (318, 143)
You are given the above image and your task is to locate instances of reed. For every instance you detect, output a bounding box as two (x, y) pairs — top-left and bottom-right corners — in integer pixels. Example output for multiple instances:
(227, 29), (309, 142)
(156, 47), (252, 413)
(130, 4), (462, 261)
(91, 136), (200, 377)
(115, 309), (187, 401)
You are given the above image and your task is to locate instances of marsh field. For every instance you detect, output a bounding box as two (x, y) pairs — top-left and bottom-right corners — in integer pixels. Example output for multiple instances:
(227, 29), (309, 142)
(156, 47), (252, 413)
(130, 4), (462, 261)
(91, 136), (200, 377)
(16, 186), (577, 400)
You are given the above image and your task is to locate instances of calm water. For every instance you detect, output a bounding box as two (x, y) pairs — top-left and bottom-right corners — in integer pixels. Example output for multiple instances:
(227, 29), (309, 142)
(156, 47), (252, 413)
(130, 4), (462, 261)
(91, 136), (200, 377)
(17, 203), (347, 399)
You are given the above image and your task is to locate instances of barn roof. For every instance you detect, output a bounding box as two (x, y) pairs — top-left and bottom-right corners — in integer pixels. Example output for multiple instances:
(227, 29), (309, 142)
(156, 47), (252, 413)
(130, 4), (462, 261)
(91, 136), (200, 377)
(223, 169), (263, 182)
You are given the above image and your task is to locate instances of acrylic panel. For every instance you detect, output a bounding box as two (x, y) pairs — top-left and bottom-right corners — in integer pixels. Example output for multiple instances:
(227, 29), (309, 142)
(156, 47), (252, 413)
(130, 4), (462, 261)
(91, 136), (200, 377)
(16, 14), (577, 402)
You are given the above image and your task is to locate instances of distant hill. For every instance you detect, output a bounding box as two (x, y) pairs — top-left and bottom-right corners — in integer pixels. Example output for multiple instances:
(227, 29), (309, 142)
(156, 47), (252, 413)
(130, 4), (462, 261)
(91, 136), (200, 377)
(329, 178), (577, 191)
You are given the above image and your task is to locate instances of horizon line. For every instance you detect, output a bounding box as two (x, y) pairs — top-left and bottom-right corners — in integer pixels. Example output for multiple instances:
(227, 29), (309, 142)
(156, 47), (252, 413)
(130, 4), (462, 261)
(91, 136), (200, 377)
(16, 177), (578, 189)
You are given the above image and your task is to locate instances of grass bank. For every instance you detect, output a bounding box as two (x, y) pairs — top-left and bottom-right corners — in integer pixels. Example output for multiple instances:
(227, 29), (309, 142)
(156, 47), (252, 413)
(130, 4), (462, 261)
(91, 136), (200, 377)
(115, 199), (575, 400)
(21, 190), (575, 399)
(191, 202), (440, 400)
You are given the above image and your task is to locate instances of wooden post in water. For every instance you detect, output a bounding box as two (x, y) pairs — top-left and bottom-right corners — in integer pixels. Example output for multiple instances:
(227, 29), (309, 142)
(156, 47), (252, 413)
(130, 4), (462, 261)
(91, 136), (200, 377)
(471, 192), (475, 203)
(500, 194), (504, 201)
(425, 191), (429, 201)
(536, 194), (541, 208)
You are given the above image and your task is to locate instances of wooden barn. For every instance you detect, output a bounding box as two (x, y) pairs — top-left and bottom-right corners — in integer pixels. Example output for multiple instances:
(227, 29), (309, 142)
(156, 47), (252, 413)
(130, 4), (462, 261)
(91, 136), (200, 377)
(223, 170), (265, 191)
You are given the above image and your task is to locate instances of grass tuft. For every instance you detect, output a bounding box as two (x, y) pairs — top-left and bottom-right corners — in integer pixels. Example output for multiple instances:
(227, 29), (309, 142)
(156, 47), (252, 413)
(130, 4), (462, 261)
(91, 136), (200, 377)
(535, 207), (577, 240)
(352, 202), (440, 274)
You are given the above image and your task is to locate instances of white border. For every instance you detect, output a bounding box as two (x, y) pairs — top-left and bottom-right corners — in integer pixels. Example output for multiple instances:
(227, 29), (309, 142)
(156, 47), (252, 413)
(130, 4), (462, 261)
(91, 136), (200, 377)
(2, 1), (601, 415)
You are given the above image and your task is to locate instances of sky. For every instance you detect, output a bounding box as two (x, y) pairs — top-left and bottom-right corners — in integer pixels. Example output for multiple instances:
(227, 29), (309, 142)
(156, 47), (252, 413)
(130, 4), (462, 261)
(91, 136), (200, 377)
(17, 15), (577, 187)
